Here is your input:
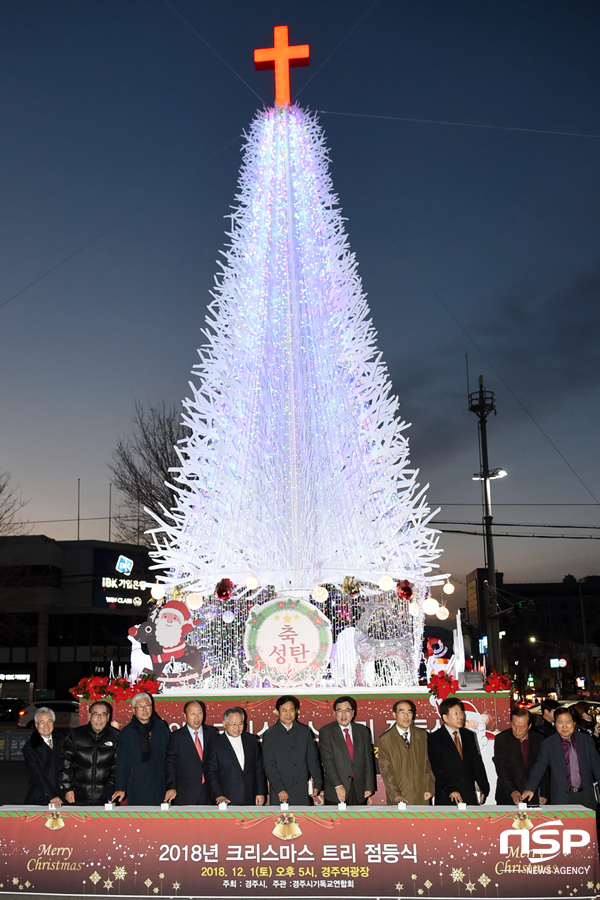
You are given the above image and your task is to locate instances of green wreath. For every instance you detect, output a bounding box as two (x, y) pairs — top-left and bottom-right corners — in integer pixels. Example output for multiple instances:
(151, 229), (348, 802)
(244, 596), (332, 684)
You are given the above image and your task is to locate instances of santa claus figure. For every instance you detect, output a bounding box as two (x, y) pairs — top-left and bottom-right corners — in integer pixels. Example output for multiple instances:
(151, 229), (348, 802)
(129, 601), (208, 686)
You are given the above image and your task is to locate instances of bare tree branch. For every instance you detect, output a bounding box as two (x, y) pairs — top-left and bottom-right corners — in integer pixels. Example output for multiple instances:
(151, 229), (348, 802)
(108, 401), (188, 545)
(0, 472), (30, 536)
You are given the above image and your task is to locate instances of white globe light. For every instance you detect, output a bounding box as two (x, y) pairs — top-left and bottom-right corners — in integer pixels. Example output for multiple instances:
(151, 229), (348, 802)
(313, 585), (329, 604)
(408, 600), (420, 617)
(436, 605), (450, 620)
(222, 610), (235, 624)
(378, 575), (394, 592)
(150, 584), (166, 601)
(247, 575), (259, 590)
(186, 592), (204, 610)
(443, 581), (455, 595)
(422, 596), (440, 616)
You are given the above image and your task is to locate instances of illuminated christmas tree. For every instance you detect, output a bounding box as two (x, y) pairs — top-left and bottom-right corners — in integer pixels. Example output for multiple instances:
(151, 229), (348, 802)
(147, 28), (445, 686)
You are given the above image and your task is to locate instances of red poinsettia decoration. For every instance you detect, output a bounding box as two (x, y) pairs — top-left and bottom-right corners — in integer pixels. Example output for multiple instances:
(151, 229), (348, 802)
(215, 578), (234, 599)
(484, 670), (511, 693)
(70, 671), (161, 703)
(427, 671), (459, 701)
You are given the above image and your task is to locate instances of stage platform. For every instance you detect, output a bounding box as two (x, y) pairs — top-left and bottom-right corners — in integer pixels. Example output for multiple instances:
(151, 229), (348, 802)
(0, 805), (597, 898)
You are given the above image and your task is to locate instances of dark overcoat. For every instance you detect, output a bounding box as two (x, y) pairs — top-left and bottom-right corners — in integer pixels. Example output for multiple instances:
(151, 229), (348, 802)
(23, 729), (63, 804)
(114, 715), (170, 805)
(261, 720), (323, 805)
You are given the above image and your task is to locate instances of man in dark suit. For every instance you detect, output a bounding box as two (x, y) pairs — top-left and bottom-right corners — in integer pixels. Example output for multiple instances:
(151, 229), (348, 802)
(207, 707), (266, 805)
(261, 695), (323, 805)
(523, 706), (600, 809)
(23, 707), (63, 806)
(427, 697), (489, 805)
(533, 698), (559, 740)
(164, 700), (217, 805)
(319, 696), (375, 805)
(378, 699), (434, 805)
(493, 707), (549, 805)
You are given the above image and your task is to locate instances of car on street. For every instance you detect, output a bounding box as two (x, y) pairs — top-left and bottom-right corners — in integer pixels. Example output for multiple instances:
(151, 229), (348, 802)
(17, 700), (80, 729)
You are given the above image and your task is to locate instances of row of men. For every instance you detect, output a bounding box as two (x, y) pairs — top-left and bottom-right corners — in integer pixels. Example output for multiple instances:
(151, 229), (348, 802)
(23, 693), (600, 808)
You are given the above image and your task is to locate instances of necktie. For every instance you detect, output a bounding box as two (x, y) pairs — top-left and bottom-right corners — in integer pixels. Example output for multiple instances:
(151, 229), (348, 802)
(401, 731), (409, 747)
(48, 738), (53, 750)
(194, 730), (205, 783)
(453, 731), (463, 759)
(343, 727), (354, 760)
(520, 738), (528, 764)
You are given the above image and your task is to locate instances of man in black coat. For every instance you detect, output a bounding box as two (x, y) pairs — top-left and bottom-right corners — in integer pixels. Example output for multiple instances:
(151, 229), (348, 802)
(261, 695), (323, 805)
(59, 701), (120, 805)
(523, 707), (600, 809)
(493, 707), (549, 805)
(24, 707), (63, 805)
(207, 707), (266, 805)
(164, 700), (218, 805)
(427, 697), (490, 805)
(318, 696), (375, 805)
(533, 698), (559, 740)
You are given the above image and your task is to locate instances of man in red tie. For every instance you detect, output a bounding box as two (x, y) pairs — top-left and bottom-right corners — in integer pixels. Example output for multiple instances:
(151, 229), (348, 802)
(318, 696), (376, 805)
(427, 697), (490, 806)
(164, 700), (217, 805)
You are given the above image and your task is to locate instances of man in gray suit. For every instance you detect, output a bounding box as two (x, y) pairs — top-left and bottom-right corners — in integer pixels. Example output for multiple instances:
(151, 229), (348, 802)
(319, 696), (376, 805)
(522, 706), (600, 809)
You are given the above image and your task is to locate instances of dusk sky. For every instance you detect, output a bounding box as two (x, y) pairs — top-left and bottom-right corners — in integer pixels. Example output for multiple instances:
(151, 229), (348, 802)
(2, 1), (599, 607)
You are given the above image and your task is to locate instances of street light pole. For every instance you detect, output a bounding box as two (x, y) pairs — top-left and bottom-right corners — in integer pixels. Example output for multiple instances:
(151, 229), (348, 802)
(469, 376), (502, 673)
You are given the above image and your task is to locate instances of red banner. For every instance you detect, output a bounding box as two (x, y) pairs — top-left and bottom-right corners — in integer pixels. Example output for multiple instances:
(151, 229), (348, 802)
(1, 807), (597, 898)
(90, 690), (511, 740)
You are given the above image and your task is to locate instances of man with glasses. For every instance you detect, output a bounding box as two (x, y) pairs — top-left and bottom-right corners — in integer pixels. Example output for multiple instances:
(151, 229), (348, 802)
(59, 701), (120, 805)
(378, 699), (435, 805)
(319, 696), (375, 805)
(207, 707), (266, 806)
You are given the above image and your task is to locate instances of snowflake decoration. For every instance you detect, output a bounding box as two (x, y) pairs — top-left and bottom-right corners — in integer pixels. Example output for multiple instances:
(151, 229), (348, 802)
(113, 867), (127, 880)
(90, 872), (101, 885)
(103, 879), (113, 890)
(172, 883), (181, 891)
(451, 867), (465, 883)
(144, 879), (153, 888)
(395, 883), (403, 891)
(478, 874), (491, 887)
(465, 882), (476, 893)
(424, 880), (432, 889)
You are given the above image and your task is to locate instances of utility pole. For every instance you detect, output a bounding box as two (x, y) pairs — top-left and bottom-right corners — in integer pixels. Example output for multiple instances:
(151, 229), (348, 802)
(468, 376), (502, 673)
(578, 581), (592, 692)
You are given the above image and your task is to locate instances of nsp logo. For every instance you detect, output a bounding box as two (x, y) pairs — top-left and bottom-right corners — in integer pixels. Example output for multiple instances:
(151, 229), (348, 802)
(500, 819), (590, 862)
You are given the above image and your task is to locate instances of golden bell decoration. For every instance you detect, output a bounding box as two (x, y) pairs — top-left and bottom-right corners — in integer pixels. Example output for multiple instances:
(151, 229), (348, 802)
(45, 812), (65, 831)
(512, 812), (533, 831)
(272, 813), (302, 841)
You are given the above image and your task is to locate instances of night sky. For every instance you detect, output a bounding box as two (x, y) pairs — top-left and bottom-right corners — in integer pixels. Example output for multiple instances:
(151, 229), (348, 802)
(2, 1), (599, 607)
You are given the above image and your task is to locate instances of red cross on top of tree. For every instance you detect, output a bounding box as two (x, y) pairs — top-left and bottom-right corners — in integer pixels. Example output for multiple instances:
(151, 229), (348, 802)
(254, 25), (310, 107)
